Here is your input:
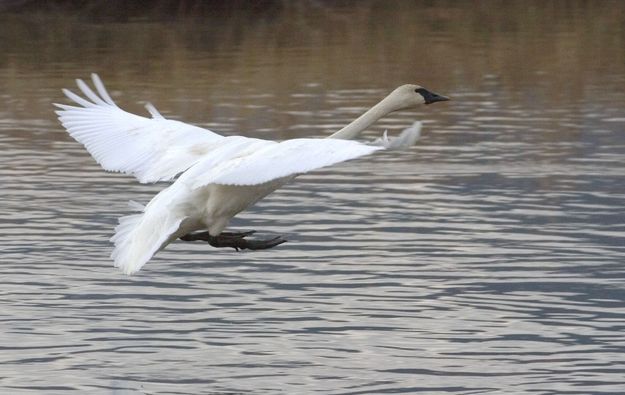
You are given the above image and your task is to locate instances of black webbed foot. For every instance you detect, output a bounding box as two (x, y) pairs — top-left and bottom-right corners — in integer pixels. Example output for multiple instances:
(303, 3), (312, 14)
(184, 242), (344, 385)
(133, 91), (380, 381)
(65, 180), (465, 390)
(180, 230), (286, 251)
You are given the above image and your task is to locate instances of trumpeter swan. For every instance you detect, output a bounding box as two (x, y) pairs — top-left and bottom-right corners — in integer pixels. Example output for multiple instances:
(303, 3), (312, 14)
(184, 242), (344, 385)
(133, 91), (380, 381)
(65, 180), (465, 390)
(55, 74), (449, 274)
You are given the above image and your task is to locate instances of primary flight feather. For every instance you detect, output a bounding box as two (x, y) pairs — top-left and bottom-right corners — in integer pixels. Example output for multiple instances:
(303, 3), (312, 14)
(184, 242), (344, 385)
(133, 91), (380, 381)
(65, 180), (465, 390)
(55, 74), (448, 274)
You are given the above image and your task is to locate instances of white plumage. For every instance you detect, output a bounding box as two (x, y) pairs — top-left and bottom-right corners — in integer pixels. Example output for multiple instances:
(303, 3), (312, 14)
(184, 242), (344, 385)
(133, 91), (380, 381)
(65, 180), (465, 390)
(55, 74), (447, 274)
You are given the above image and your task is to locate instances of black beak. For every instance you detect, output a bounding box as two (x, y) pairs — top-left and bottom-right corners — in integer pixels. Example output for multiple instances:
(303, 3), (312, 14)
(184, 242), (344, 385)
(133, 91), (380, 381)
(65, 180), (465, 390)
(416, 88), (450, 105)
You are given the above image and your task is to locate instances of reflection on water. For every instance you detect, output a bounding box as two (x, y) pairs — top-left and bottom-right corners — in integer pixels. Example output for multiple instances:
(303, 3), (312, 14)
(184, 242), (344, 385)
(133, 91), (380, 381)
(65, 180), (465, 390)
(1, 1), (625, 394)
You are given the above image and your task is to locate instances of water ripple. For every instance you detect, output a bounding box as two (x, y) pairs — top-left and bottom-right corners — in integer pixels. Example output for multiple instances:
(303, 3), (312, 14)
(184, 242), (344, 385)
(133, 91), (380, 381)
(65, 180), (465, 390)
(2, 4), (625, 393)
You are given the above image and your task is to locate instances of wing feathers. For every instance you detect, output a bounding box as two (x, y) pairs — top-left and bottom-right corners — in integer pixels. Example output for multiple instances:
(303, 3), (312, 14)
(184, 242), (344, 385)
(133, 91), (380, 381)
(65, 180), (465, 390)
(188, 138), (382, 188)
(62, 88), (96, 108)
(76, 78), (109, 106)
(58, 75), (387, 189)
(57, 75), (222, 183)
(91, 73), (118, 106)
(145, 103), (164, 119)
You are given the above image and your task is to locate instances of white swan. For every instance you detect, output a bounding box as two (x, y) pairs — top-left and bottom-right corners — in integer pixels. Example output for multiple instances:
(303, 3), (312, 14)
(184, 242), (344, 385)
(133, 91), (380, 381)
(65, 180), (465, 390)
(55, 74), (449, 274)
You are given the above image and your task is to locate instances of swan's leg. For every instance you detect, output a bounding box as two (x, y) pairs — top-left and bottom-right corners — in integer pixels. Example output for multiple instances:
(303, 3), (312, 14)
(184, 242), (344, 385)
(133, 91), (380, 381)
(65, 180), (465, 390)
(207, 234), (286, 251)
(180, 231), (286, 251)
(180, 230), (255, 241)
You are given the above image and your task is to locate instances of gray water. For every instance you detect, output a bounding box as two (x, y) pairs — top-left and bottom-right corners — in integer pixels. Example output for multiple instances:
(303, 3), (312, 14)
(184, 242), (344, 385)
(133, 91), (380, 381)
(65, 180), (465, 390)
(1, 2), (625, 394)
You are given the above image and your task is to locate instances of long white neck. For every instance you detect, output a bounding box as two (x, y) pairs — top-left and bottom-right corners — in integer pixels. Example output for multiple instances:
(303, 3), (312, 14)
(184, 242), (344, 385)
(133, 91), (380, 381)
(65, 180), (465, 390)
(327, 94), (401, 140)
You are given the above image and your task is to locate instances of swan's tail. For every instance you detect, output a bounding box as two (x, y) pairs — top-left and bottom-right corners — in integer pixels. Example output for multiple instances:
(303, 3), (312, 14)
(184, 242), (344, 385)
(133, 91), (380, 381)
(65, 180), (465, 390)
(111, 200), (187, 275)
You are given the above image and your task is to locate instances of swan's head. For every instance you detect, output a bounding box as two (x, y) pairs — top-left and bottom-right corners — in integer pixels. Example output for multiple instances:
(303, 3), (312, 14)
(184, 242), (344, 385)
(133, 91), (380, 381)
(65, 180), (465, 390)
(389, 84), (450, 110)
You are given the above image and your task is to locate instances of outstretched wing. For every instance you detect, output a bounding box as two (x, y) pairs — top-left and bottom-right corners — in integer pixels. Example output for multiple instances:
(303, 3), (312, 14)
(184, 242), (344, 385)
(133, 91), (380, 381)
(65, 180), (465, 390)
(186, 137), (382, 187)
(56, 74), (389, 188)
(55, 74), (223, 183)
(371, 121), (422, 149)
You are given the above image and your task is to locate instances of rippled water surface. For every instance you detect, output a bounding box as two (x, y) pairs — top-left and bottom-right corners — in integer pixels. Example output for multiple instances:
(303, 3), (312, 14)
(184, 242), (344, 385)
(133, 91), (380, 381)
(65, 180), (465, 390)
(1, 2), (625, 394)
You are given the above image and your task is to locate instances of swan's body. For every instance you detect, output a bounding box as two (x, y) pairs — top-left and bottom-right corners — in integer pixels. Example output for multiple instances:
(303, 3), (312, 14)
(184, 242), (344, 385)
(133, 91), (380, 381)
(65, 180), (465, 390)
(55, 74), (448, 274)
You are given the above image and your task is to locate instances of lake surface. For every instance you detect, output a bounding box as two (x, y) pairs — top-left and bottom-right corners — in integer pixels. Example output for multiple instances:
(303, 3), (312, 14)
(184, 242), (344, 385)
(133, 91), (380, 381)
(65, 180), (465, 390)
(1, 1), (624, 394)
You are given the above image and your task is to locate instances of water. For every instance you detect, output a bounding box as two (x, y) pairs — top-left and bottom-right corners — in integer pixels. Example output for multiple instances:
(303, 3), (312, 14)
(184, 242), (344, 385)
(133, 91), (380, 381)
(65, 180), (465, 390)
(1, 2), (625, 394)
